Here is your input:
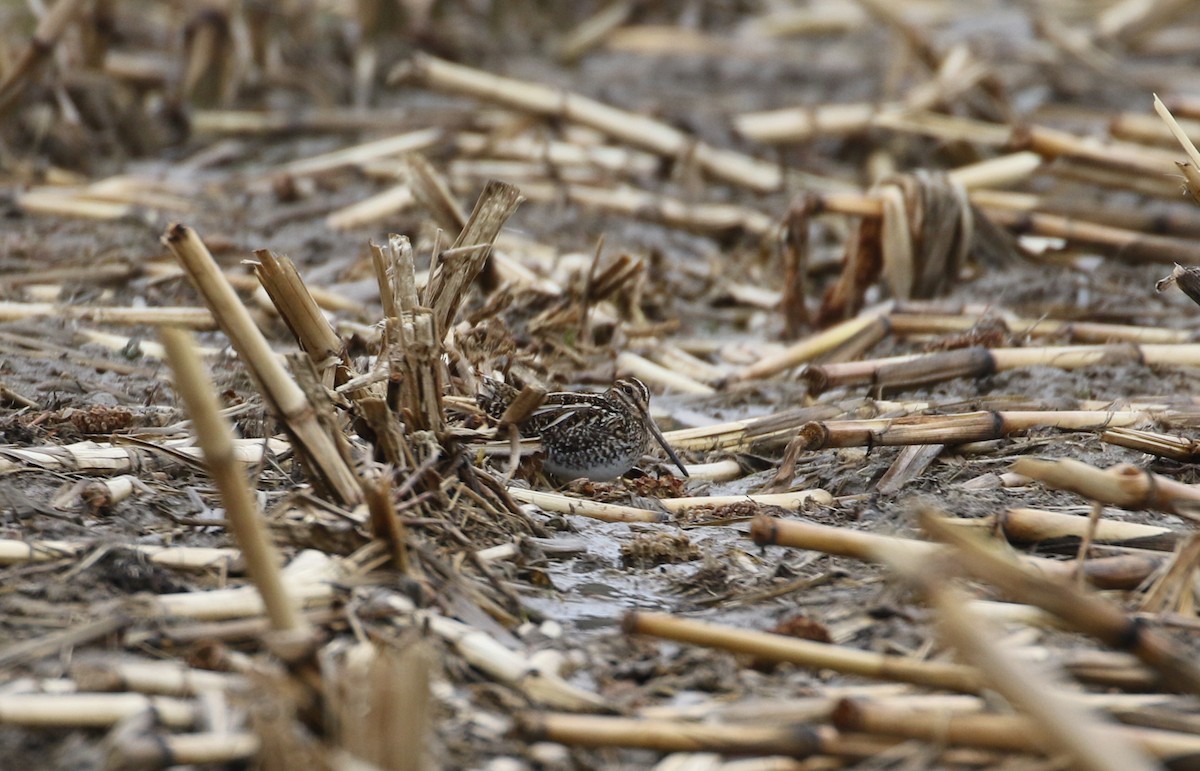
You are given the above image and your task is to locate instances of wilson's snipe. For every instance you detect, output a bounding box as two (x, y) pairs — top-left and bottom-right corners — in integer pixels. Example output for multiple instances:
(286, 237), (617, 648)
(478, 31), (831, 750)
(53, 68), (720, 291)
(478, 377), (688, 481)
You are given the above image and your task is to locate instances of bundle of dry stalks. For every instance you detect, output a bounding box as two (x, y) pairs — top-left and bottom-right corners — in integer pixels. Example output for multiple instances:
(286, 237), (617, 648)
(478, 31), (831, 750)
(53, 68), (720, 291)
(10, 3), (1200, 769)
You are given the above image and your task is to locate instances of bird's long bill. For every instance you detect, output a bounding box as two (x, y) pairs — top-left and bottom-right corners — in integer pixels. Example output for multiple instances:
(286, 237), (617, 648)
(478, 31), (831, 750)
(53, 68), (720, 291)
(639, 405), (689, 477)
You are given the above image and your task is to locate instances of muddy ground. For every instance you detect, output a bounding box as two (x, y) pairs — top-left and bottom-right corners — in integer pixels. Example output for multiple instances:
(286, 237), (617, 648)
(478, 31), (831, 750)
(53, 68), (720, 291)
(4, 2), (1200, 769)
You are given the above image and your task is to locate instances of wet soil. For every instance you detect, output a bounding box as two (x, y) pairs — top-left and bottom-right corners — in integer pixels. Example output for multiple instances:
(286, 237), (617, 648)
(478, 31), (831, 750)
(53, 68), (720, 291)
(5, 2), (1200, 769)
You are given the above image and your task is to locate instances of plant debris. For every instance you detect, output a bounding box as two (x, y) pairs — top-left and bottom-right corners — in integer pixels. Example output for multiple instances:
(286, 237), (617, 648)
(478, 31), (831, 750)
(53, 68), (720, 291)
(6, 3), (1200, 769)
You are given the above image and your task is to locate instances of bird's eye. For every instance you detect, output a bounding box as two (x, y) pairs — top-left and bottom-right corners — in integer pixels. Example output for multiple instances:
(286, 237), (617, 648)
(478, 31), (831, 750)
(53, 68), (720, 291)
(618, 379), (646, 402)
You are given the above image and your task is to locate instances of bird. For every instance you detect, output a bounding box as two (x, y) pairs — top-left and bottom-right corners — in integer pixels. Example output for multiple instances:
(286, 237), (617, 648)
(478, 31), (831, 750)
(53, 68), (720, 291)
(477, 376), (688, 481)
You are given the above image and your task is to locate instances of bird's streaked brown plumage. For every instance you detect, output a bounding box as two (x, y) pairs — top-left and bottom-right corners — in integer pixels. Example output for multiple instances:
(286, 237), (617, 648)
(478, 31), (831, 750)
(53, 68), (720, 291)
(477, 377), (688, 481)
